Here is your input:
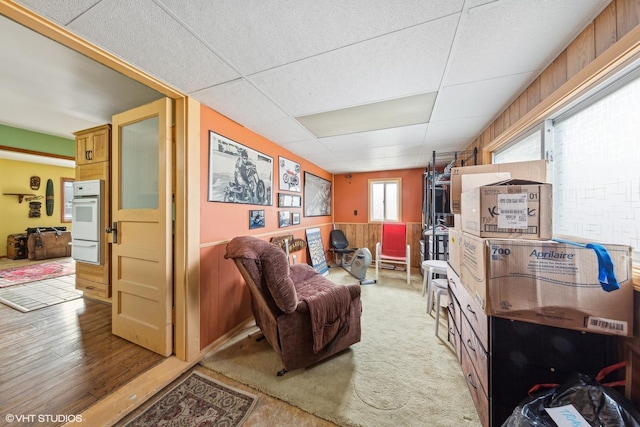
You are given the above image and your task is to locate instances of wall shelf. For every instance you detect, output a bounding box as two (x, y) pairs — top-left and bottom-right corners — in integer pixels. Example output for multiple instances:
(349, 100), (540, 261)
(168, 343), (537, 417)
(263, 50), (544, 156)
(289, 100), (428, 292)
(3, 193), (37, 203)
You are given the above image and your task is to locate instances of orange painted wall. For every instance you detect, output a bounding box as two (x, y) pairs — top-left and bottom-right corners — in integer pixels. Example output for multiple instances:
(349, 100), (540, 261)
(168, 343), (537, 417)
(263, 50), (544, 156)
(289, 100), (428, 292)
(333, 168), (424, 224)
(199, 106), (334, 349)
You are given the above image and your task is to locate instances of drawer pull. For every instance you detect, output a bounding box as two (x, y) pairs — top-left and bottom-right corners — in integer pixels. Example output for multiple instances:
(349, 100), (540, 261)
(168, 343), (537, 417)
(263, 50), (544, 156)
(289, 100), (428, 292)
(466, 373), (478, 389)
(86, 286), (94, 290)
(467, 338), (476, 352)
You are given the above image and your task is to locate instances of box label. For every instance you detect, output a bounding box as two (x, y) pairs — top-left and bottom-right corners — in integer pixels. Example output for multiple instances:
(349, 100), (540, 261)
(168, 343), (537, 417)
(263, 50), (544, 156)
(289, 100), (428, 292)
(496, 193), (528, 229)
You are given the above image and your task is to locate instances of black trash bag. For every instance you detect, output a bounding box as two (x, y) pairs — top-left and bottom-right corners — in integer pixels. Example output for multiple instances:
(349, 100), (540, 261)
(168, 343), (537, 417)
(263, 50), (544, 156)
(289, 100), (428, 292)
(502, 371), (640, 427)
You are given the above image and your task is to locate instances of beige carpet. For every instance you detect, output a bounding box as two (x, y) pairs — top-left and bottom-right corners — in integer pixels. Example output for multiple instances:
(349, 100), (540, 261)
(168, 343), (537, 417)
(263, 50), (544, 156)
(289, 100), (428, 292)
(201, 268), (481, 427)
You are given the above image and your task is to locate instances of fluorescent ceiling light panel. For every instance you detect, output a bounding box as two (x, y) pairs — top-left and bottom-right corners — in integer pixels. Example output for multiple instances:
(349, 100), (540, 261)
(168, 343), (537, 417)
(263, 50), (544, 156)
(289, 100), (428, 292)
(295, 92), (436, 138)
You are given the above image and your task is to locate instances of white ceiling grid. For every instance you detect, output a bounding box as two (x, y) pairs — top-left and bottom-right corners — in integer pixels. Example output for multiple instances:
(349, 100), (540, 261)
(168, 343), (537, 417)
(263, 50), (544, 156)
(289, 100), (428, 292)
(7, 0), (611, 173)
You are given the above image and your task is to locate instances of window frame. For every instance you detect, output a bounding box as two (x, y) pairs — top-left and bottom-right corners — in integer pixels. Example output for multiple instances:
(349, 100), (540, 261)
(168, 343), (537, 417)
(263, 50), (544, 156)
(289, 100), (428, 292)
(368, 178), (402, 223)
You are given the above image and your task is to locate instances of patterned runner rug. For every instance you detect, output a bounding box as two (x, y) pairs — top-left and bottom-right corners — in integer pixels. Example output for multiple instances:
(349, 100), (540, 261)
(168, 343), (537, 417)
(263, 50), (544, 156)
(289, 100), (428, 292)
(120, 370), (257, 427)
(0, 258), (75, 288)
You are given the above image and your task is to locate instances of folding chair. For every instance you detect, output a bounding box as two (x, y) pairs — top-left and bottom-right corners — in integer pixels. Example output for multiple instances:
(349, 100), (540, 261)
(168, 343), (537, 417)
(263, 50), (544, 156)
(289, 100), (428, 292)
(375, 222), (411, 284)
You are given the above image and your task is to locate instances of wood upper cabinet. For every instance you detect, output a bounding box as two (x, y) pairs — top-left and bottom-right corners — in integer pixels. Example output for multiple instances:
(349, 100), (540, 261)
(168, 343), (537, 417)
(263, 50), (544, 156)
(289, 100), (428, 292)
(75, 124), (111, 164)
(74, 124), (112, 301)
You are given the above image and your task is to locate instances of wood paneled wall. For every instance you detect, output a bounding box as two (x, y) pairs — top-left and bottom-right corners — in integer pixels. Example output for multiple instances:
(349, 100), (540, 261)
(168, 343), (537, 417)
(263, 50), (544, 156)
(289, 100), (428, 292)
(468, 0), (640, 164)
(334, 222), (423, 269)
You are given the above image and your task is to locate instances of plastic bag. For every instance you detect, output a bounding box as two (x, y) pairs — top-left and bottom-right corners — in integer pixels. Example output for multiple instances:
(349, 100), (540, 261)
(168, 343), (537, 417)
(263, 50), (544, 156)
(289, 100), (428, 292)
(502, 365), (640, 427)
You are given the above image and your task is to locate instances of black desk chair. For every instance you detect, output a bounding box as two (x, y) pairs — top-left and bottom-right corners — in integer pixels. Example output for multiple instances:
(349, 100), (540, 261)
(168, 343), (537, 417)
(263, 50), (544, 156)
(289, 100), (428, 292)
(329, 229), (356, 267)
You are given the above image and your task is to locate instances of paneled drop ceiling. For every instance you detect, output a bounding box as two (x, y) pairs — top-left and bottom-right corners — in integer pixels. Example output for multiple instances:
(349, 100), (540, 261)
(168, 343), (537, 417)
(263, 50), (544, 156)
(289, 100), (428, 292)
(2, 0), (610, 173)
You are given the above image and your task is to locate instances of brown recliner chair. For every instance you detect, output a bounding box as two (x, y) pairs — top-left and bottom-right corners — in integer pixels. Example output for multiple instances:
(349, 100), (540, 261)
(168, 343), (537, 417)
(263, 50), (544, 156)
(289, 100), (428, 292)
(225, 236), (362, 375)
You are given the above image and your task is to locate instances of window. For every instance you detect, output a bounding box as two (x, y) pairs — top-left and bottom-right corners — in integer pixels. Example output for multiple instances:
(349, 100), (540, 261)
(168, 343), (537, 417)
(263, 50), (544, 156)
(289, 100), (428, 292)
(369, 178), (401, 222)
(493, 62), (640, 266)
(60, 177), (74, 223)
(550, 70), (640, 262)
(493, 127), (544, 163)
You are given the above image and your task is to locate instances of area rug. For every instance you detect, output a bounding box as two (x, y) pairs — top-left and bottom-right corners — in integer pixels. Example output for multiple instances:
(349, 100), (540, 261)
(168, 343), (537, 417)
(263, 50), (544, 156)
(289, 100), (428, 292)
(0, 275), (81, 312)
(201, 268), (481, 427)
(0, 258), (75, 288)
(121, 370), (257, 427)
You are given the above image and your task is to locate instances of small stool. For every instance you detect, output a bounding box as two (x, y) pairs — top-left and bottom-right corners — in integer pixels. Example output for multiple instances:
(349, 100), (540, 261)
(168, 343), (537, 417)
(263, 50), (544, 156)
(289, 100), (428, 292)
(429, 278), (449, 337)
(421, 260), (448, 297)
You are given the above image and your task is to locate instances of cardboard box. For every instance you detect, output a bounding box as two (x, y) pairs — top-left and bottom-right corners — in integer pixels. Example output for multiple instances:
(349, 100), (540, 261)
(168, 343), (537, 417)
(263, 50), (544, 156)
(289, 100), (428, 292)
(447, 227), (461, 275)
(451, 160), (548, 214)
(461, 179), (552, 240)
(459, 233), (634, 336)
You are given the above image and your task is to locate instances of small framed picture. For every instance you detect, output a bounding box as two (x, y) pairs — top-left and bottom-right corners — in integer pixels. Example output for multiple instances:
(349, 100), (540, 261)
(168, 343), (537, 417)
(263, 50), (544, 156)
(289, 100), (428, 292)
(278, 193), (302, 208)
(292, 212), (300, 225)
(279, 211), (291, 228)
(249, 209), (265, 229)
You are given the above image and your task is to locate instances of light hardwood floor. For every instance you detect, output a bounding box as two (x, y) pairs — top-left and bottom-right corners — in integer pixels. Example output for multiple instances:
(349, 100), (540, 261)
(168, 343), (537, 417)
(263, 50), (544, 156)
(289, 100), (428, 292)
(0, 260), (333, 426)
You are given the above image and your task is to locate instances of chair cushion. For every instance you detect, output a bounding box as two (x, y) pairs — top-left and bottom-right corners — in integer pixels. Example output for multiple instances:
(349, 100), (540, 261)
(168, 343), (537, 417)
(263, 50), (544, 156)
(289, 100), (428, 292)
(226, 236), (298, 314)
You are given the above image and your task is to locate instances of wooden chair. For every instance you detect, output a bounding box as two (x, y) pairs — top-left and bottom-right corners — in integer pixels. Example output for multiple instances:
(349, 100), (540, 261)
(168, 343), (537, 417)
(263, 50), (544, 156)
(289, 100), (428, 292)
(375, 222), (411, 284)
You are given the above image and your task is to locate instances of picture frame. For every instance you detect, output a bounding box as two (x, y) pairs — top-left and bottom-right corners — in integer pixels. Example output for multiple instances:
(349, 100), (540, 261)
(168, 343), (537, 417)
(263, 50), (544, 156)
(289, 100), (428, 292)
(278, 156), (301, 192)
(208, 131), (273, 205)
(292, 212), (300, 225)
(278, 193), (302, 208)
(303, 172), (331, 217)
(249, 209), (265, 229)
(279, 211), (291, 228)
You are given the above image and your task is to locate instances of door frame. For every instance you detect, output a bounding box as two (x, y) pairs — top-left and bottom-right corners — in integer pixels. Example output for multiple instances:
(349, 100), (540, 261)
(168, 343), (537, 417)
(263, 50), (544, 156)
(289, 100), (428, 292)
(2, 2), (201, 361)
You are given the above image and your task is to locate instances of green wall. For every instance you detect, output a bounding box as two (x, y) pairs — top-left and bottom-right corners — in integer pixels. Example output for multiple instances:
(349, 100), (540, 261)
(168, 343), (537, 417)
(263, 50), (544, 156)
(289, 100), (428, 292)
(0, 124), (75, 157)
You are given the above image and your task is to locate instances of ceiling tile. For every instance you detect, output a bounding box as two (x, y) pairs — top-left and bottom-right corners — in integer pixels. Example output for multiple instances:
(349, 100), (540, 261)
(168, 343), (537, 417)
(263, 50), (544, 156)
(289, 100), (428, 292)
(160, 0), (464, 74)
(16, 0), (101, 25)
(431, 72), (536, 122)
(66, 0), (241, 93)
(192, 79), (288, 128)
(249, 14), (459, 115)
(319, 124), (427, 151)
(425, 116), (493, 144)
(248, 118), (315, 145)
(444, 0), (609, 86)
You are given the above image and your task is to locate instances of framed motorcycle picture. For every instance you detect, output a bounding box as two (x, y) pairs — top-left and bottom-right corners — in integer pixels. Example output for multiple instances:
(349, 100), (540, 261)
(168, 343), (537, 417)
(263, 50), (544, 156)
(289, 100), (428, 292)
(207, 131), (273, 205)
(278, 156), (301, 192)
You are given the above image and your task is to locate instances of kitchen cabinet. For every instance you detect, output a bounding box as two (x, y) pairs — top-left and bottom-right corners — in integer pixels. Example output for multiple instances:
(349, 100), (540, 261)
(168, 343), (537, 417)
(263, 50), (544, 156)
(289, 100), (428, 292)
(447, 266), (621, 426)
(75, 126), (111, 301)
(75, 124), (111, 165)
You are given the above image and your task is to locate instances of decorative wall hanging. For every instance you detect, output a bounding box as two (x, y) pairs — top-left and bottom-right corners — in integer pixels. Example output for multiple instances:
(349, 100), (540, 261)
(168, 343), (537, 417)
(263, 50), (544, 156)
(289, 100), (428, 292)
(208, 131), (273, 206)
(305, 227), (328, 276)
(30, 176), (41, 190)
(292, 212), (300, 225)
(249, 209), (265, 229)
(303, 172), (331, 217)
(278, 156), (301, 192)
(279, 211), (291, 228)
(278, 193), (302, 208)
(45, 178), (54, 216)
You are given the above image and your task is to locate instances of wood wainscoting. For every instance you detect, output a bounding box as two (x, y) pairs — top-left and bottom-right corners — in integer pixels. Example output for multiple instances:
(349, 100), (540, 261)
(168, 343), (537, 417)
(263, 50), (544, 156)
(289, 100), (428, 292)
(333, 222), (422, 269)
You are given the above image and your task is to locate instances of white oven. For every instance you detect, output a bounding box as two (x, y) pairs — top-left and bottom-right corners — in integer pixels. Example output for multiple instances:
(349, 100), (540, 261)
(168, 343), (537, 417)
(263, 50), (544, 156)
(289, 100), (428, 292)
(71, 180), (103, 264)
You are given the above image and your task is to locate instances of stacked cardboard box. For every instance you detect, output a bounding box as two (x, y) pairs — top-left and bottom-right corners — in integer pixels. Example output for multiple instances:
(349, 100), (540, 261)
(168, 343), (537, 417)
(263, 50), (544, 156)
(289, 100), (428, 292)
(449, 160), (633, 337)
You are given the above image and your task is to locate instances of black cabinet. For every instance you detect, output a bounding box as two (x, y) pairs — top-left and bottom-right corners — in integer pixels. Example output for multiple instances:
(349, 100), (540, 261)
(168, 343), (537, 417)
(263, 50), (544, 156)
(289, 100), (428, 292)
(488, 317), (619, 425)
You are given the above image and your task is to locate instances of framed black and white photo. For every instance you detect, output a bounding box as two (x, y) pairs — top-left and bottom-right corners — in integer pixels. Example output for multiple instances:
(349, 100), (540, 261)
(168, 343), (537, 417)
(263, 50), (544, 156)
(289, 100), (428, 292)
(278, 156), (301, 192)
(303, 172), (331, 217)
(292, 212), (300, 225)
(279, 211), (291, 228)
(208, 131), (273, 205)
(278, 193), (302, 208)
(249, 209), (265, 229)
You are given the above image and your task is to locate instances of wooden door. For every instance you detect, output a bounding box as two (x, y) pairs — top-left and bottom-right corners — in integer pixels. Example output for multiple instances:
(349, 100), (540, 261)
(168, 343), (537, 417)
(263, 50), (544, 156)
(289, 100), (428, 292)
(111, 98), (173, 356)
